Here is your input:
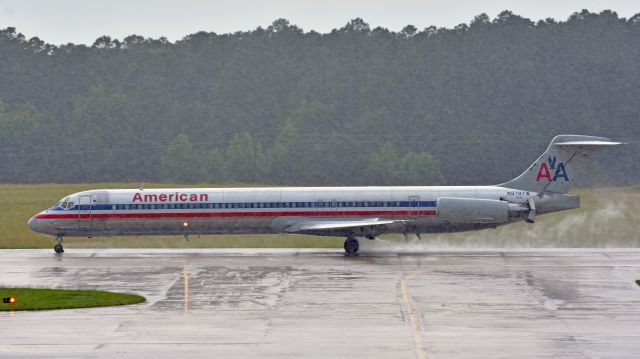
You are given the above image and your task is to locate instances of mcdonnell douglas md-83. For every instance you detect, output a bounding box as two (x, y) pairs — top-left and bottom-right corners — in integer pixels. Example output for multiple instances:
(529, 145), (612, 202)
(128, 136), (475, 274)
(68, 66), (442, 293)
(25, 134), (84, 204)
(28, 135), (622, 255)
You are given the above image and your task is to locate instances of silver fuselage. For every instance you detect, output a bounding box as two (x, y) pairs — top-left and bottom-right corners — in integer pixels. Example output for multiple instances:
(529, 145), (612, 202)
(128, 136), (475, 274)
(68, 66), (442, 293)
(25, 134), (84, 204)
(27, 186), (578, 239)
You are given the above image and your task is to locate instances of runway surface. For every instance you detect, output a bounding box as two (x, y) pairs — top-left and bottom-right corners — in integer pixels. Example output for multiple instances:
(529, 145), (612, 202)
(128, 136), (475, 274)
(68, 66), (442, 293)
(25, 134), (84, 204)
(1, 248), (640, 358)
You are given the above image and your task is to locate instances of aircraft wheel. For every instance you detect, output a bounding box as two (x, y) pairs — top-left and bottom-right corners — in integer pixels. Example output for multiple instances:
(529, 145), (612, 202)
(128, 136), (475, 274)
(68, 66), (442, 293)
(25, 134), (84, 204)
(344, 238), (359, 256)
(54, 244), (64, 253)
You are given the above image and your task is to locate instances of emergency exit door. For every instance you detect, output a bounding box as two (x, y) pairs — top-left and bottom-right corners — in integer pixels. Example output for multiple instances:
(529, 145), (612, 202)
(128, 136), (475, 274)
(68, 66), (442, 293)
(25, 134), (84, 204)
(409, 195), (420, 216)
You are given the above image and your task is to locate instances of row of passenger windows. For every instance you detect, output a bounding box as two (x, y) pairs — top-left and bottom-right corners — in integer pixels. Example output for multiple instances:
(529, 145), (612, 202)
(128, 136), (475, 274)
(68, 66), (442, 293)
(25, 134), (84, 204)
(111, 201), (414, 210)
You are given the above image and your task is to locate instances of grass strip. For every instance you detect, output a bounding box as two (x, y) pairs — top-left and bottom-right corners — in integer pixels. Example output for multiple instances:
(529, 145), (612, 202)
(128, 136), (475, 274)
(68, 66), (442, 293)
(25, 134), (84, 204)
(0, 287), (145, 311)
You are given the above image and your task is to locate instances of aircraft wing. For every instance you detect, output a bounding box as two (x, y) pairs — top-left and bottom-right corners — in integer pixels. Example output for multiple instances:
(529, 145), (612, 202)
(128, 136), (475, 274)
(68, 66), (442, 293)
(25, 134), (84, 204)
(284, 218), (402, 233)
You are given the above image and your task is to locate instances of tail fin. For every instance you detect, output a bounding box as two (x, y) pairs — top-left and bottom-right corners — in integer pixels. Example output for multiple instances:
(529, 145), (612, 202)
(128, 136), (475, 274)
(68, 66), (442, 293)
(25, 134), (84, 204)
(500, 135), (623, 194)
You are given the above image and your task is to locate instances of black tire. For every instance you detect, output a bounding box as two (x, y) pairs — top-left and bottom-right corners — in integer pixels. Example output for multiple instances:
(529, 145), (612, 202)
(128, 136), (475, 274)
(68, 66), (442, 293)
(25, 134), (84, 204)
(344, 238), (359, 256)
(54, 244), (64, 253)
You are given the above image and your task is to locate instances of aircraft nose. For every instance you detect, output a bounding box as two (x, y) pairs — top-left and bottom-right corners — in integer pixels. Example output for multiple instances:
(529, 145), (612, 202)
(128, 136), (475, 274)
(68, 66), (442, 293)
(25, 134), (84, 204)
(28, 216), (42, 233)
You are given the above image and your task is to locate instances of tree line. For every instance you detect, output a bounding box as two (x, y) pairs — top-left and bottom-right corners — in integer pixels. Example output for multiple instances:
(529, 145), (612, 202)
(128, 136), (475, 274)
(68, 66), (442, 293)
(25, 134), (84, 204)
(0, 10), (638, 186)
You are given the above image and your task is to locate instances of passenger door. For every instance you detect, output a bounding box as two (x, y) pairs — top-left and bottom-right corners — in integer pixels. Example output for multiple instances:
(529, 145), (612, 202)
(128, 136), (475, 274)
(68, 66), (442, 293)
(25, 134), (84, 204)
(78, 195), (93, 229)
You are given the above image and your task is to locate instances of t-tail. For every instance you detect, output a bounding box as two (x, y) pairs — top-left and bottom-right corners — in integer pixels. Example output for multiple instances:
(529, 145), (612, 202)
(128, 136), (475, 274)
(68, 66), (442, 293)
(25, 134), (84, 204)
(501, 135), (623, 194)
(500, 135), (623, 223)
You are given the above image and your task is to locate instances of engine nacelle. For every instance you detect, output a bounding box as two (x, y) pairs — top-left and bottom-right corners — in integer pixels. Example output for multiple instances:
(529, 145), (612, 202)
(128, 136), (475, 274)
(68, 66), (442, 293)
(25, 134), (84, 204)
(437, 197), (509, 223)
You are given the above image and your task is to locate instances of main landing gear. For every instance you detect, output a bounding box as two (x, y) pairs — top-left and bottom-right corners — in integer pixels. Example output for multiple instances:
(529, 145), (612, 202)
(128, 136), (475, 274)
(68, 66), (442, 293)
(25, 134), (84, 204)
(344, 237), (359, 256)
(53, 237), (64, 254)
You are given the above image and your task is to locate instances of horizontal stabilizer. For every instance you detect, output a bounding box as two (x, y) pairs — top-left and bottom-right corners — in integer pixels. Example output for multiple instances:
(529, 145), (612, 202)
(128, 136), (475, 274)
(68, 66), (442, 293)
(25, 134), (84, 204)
(555, 140), (624, 147)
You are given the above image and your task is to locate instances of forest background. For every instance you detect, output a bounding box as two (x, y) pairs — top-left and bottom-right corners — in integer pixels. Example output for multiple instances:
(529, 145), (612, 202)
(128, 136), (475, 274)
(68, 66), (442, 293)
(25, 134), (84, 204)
(0, 10), (638, 187)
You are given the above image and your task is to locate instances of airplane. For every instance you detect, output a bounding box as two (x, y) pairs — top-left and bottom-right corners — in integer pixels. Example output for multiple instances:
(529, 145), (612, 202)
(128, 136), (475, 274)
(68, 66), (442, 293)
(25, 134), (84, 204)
(28, 135), (622, 255)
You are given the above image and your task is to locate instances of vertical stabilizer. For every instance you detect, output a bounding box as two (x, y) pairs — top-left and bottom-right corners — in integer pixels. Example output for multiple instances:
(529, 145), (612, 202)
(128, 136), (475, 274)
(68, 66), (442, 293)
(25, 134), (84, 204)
(500, 135), (623, 194)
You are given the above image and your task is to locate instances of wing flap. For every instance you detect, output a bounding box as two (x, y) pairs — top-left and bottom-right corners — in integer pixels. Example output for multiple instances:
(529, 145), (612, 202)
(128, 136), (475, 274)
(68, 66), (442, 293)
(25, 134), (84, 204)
(285, 218), (398, 233)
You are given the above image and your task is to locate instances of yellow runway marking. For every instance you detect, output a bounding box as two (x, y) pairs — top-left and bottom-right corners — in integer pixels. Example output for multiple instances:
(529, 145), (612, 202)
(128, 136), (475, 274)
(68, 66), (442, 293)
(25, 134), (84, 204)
(183, 264), (189, 314)
(400, 273), (426, 359)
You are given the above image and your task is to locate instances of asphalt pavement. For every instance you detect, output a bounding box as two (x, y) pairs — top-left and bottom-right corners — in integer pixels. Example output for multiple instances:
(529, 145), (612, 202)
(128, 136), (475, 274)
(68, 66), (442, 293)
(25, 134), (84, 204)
(1, 247), (640, 358)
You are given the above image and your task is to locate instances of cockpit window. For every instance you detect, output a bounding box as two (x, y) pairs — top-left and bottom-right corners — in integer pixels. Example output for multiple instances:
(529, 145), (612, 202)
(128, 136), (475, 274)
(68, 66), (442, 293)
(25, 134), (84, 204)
(57, 197), (74, 210)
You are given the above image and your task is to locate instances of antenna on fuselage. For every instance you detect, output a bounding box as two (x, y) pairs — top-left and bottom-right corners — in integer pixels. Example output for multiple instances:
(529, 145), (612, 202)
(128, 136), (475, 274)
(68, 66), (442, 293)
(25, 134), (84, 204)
(139, 182), (144, 191)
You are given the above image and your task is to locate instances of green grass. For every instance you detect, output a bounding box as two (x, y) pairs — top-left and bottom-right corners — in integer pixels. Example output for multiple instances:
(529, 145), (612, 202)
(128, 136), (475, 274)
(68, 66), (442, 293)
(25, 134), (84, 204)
(0, 287), (145, 311)
(0, 183), (638, 249)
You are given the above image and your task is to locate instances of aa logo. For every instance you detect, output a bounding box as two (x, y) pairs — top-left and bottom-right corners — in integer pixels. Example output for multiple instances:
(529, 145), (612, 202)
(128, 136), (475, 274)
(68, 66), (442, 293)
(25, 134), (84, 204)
(535, 155), (569, 182)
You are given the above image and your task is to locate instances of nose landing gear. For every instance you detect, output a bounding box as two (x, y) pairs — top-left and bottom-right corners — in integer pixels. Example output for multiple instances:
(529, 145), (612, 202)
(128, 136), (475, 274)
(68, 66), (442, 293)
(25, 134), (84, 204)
(344, 237), (359, 256)
(53, 237), (64, 254)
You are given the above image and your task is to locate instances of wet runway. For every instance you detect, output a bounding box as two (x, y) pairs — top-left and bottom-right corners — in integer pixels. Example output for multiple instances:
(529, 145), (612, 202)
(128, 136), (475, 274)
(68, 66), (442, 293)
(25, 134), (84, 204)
(1, 248), (640, 358)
